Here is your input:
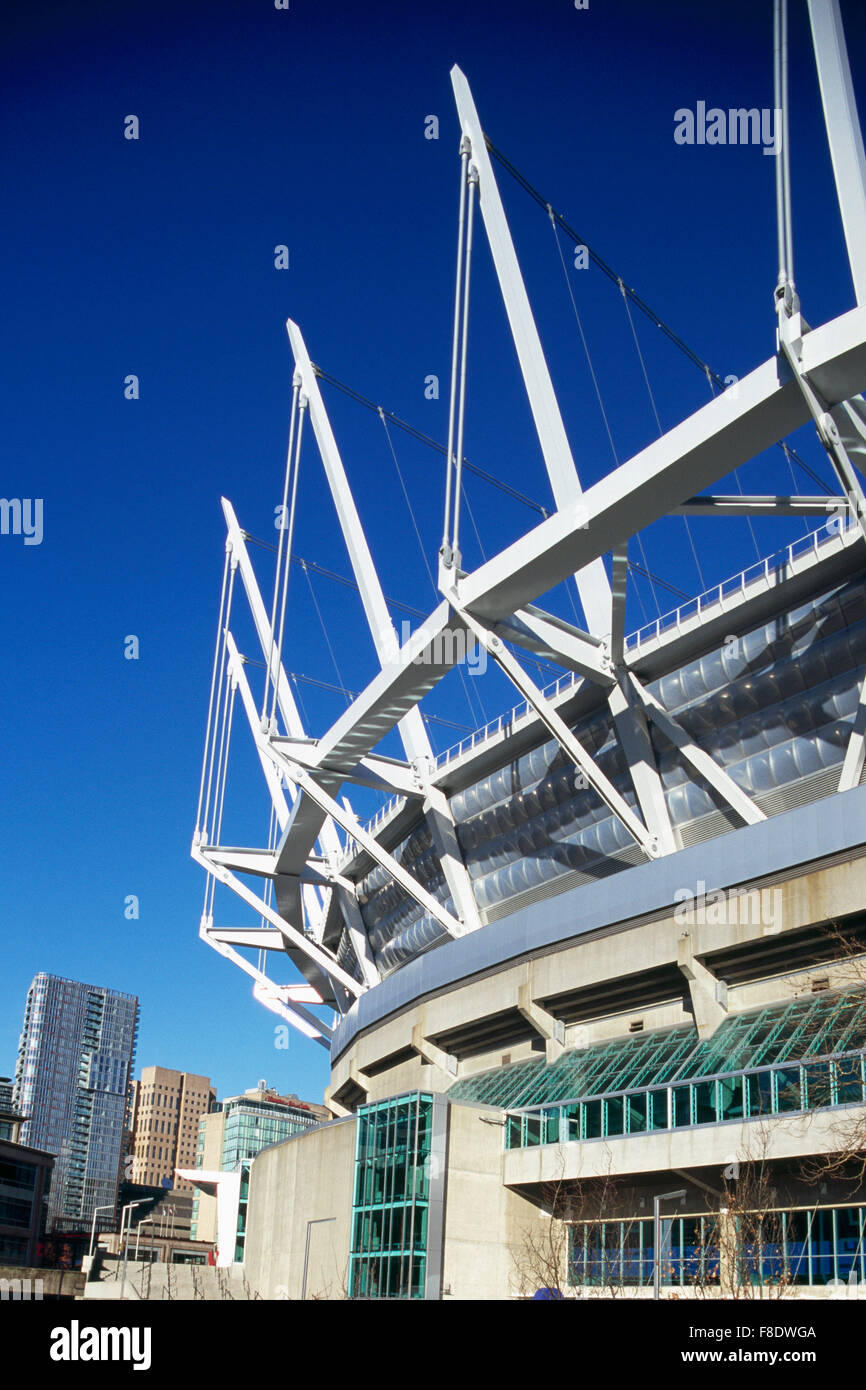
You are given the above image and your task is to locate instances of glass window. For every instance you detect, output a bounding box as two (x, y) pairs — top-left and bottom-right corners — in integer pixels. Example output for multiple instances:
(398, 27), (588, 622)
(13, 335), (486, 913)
(693, 1081), (717, 1126)
(603, 1097), (624, 1138)
(834, 1206), (863, 1285)
(542, 1109), (560, 1145)
(811, 1207), (834, 1285)
(648, 1089), (669, 1131)
(773, 1065), (803, 1113)
(349, 1093), (436, 1300)
(783, 1209), (810, 1284)
(802, 1059), (832, 1110)
(564, 1104), (580, 1142)
(625, 1093), (648, 1134)
(583, 1099), (602, 1139)
(750, 1070), (774, 1116)
(717, 1075), (745, 1122)
(672, 1086), (692, 1128)
(836, 1056), (863, 1106)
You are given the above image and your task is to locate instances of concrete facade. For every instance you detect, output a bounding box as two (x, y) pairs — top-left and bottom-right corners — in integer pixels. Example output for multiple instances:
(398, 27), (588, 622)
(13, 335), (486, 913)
(243, 1118), (357, 1300)
(189, 1109), (225, 1245)
(328, 843), (866, 1107)
(238, 794), (866, 1299)
(441, 1102), (549, 1300)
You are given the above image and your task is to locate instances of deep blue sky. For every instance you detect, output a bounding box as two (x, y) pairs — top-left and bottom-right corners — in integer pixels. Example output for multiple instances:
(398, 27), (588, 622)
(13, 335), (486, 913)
(2, 0), (864, 1105)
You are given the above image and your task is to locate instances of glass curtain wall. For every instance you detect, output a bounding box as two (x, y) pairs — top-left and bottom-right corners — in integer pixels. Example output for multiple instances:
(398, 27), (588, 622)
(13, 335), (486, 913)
(349, 1093), (433, 1300)
(569, 1205), (866, 1289)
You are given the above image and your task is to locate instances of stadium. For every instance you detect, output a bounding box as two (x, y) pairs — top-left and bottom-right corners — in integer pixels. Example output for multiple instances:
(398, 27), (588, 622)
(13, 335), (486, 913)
(191, 5), (866, 1298)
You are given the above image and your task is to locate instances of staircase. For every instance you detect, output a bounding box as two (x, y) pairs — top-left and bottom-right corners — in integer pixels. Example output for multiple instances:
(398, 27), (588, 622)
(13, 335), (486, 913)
(82, 1257), (255, 1300)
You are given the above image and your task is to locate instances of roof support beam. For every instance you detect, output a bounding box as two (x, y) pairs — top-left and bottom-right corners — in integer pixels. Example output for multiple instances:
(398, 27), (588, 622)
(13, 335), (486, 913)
(677, 932), (728, 1040)
(494, 607), (614, 685)
(207, 927), (286, 951)
(516, 982), (565, 1062)
(336, 885), (381, 987)
(457, 303), (866, 624)
(674, 495), (846, 515)
(270, 738), (421, 797)
(839, 676), (866, 792)
(220, 506), (342, 937)
(192, 846), (364, 998)
(626, 673), (765, 826)
(610, 543), (628, 667)
(304, 314), (866, 781)
(411, 1024), (458, 1077)
(608, 680), (677, 857)
(287, 318), (431, 764)
(449, 64), (612, 635)
(225, 633), (290, 833)
(421, 779), (482, 933)
(454, 601), (659, 858)
(271, 752), (468, 941)
(777, 313), (866, 545)
(807, 0), (866, 306)
(197, 914), (332, 1046)
(286, 319), (481, 942)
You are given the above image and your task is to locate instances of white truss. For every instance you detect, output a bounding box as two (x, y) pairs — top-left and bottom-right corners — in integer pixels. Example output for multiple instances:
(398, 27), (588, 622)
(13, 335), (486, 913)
(193, 5), (866, 1044)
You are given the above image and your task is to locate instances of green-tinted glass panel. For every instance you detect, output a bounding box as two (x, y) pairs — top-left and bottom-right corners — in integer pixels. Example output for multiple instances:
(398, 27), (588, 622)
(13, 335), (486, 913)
(584, 1099), (602, 1139)
(836, 1056), (864, 1105)
(717, 1075), (745, 1122)
(625, 1094), (648, 1133)
(564, 1104), (580, 1141)
(693, 1080), (717, 1125)
(543, 1109), (561, 1144)
(750, 1069), (774, 1116)
(604, 1097), (624, 1138)
(672, 1086), (692, 1127)
(349, 1092), (435, 1301)
(648, 1090), (668, 1130)
(774, 1065), (803, 1113)
(804, 1061), (834, 1110)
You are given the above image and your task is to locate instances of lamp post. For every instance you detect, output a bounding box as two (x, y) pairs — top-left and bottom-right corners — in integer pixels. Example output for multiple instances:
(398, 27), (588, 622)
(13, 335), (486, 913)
(653, 1189), (687, 1300)
(301, 1217), (336, 1300)
(119, 1200), (147, 1301)
(165, 1205), (176, 1266)
(88, 1203), (115, 1259)
(135, 1216), (155, 1261)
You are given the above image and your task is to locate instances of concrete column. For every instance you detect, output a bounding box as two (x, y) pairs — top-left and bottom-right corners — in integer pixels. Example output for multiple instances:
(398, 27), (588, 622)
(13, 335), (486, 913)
(517, 981), (565, 1061)
(677, 932), (728, 1038)
(411, 1023), (458, 1077)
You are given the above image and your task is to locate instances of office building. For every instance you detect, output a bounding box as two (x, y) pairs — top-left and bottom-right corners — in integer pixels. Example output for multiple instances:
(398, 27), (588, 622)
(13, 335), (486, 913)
(127, 1065), (215, 1192)
(0, 1135), (54, 1268)
(14, 974), (138, 1234)
(0, 1078), (20, 1144)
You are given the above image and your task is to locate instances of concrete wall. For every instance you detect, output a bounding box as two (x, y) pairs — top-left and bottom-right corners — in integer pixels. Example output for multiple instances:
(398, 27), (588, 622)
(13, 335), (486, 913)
(503, 1105), (866, 1187)
(442, 1102), (550, 1300)
(329, 845), (866, 1101)
(243, 1118), (356, 1300)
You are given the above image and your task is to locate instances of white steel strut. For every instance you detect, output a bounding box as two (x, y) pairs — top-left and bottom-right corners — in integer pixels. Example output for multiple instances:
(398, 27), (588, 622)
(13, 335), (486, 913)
(193, 16), (866, 1042)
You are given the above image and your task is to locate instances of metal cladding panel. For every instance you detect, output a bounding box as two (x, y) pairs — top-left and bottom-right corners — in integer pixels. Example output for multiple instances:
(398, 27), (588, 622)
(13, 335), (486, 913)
(356, 574), (866, 971)
(330, 781), (866, 1062)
